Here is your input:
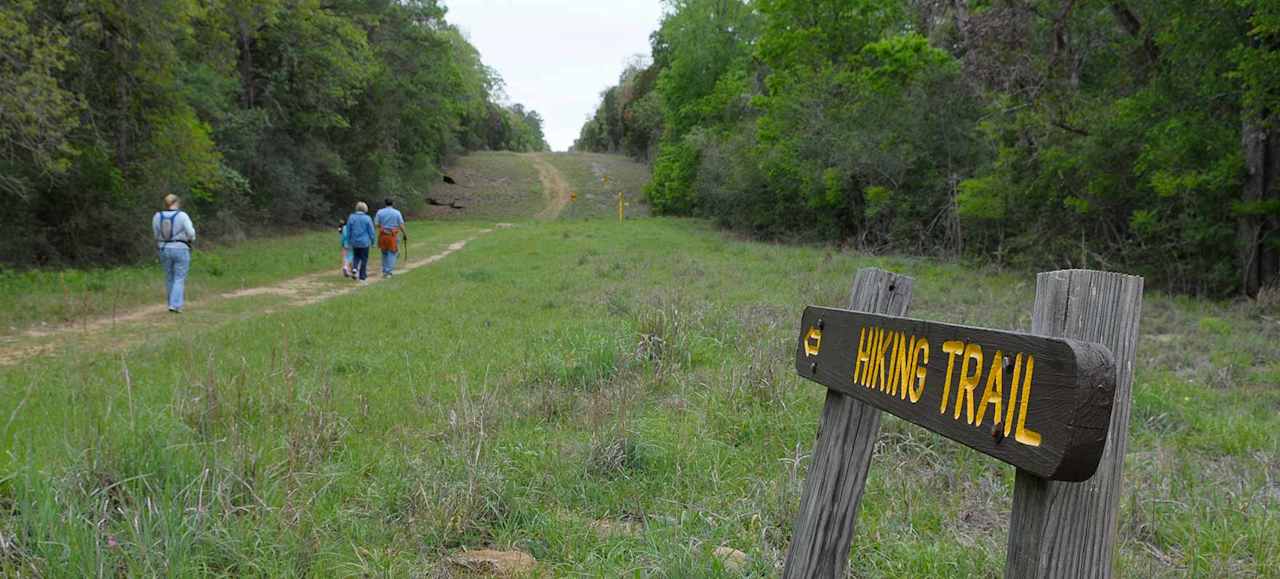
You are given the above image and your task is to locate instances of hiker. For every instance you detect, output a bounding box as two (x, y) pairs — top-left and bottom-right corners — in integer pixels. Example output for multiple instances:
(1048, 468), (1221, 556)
(152, 194), (196, 313)
(338, 219), (353, 278)
(374, 198), (407, 278)
(346, 201), (375, 283)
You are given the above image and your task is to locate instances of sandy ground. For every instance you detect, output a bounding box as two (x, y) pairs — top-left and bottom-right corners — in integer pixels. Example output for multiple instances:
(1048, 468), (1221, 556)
(531, 154), (573, 220)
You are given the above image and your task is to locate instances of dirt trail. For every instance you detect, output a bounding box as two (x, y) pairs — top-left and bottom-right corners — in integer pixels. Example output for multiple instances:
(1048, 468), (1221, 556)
(0, 225), (511, 367)
(531, 154), (572, 220)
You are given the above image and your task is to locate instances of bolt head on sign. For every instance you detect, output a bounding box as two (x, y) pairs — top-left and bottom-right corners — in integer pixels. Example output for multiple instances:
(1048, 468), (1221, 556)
(795, 306), (1116, 481)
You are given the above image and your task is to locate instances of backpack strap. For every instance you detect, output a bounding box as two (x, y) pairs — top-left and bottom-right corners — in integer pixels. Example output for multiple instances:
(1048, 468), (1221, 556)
(158, 211), (190, 246)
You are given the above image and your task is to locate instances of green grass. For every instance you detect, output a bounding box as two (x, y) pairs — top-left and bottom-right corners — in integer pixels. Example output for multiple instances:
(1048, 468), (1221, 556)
(428, 151), (548, 221)
(0, 219), (477, 338)
(1, 217), (1277, 576)
(540, 152), (652, 221)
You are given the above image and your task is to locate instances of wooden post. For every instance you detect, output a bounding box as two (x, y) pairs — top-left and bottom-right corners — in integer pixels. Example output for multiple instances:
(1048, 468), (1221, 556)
(1006, 270), (1143, 578)
(783, 268), (913, 578)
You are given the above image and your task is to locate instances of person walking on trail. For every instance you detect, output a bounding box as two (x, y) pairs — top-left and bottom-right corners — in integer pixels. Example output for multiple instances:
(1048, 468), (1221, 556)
(152, 194), (196, 313)
(374, 198), (406, 278)
(346, 201), (375, 283)
(338, 219), (353, 278)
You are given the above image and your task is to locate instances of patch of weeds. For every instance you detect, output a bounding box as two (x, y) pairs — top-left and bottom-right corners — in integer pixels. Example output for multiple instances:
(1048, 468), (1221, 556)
(1131, 377), (1193, 437)
(597, 260), (627, 280)
(605, 292), (630, 317)
(198, 254), (228, 277)
(630, 299), (691, 370)
(588, 431), (647, 478)
(944, 474), (1008, 551)
(531, 385), (578, 424)
(629, 294), (731, 373)
(332, 357), (371, 376)
(1197, 316), (1233, 337)
(525, 333), (621, 391)
(724, 342), (789, 407)
(443, 378), (503, 442)
(286, 381), (349, 470)
(1241, 283), (1280, 318)
(174, 356), (233, 439)
(0, 479), (37, 576)
(376, 451), (510, 553)
(1207, 350), (1251, 389)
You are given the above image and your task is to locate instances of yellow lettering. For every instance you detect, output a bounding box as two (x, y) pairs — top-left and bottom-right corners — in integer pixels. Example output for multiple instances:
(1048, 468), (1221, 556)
(853, 328), (870, 386)
(875, 328), (892, 392)
(975, 351), (1004, 427)
(1015, 355), (1041, 446)
(954, 343), (983, 423)
(867, 328), (883, 389)
(939, 341), (965, 414)
(909, 338), (929, 403)
(892, 332), (911, 399)
(885, 332), (899, 396)
(1003, 354), (1023, 438)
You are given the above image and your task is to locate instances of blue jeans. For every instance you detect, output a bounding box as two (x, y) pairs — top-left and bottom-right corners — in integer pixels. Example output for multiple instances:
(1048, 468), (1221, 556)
(160, 246), (190, 311)
(351, 247), (369, 280)
(381, 250), (397, 275)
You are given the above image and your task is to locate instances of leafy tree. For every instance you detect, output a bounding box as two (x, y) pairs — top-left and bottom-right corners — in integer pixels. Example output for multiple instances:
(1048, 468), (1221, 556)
(1, 0), (549, 267)
(581, 0), (1280, 295)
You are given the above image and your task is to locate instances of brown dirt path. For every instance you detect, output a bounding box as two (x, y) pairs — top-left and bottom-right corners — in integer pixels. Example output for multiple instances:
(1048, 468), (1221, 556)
(0, 225), (511, 367)
(531, 154), (572, 220)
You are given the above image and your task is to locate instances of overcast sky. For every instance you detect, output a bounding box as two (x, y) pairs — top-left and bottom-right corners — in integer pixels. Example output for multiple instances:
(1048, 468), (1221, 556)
(445, 0), (665, 152)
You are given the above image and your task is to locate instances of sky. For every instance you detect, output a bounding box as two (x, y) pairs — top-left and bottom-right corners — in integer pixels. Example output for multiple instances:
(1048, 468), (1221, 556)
(445, 0), (665, 152)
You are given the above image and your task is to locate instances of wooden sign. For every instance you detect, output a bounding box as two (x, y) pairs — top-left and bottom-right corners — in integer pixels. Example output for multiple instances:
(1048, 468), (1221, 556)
(794, 306), (1115, 481)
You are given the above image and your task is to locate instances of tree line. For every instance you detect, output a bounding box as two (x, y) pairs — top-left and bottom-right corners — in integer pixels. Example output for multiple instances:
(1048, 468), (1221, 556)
(575, 0), (1280, 296)
(1, 0), (547, 267)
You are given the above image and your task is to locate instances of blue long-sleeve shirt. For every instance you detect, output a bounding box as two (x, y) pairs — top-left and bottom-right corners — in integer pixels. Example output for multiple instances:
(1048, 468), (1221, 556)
(346, 211), (375, 248)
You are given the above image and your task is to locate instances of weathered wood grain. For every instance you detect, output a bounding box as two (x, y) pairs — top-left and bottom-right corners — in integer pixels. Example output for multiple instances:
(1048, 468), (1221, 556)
(782, 268), (913, 579)
(1006, 269), (1143, 578)
(794, 308), (1116, 481)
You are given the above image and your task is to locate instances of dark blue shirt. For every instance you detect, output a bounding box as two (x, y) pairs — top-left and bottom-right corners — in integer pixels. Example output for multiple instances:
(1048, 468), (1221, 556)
(346, 211), (375, 248)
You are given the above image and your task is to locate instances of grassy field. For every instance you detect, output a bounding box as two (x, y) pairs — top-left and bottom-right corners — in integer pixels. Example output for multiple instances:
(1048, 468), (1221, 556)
(425, 151), (652, 223)
(426, 152), (548, 221)
(0, 151), (648, 340)
(540, 152), (652, 221)
(0, 220), (479, 339)
(1, 153), (1277, 576)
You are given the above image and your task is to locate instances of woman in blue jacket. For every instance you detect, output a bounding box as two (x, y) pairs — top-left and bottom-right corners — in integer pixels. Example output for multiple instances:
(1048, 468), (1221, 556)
(345, 201), (375, 282)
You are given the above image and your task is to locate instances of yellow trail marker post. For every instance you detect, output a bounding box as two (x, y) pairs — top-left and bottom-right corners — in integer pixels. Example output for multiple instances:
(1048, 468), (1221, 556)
(617, 192), (624, 223)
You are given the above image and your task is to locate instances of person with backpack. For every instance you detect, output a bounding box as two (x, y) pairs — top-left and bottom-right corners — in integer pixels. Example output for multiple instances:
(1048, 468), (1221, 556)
(152, 194), (196, 313)
(346, 201), (375, 283)
(374, 198), (407, 278)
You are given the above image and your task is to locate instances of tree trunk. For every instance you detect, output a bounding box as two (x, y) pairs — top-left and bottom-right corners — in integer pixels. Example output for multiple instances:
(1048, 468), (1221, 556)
(1241, 118), (1280, 296)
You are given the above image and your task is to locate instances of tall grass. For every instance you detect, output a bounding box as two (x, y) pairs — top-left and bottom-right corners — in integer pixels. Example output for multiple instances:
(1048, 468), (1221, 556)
(1, 218), (1276, 576)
